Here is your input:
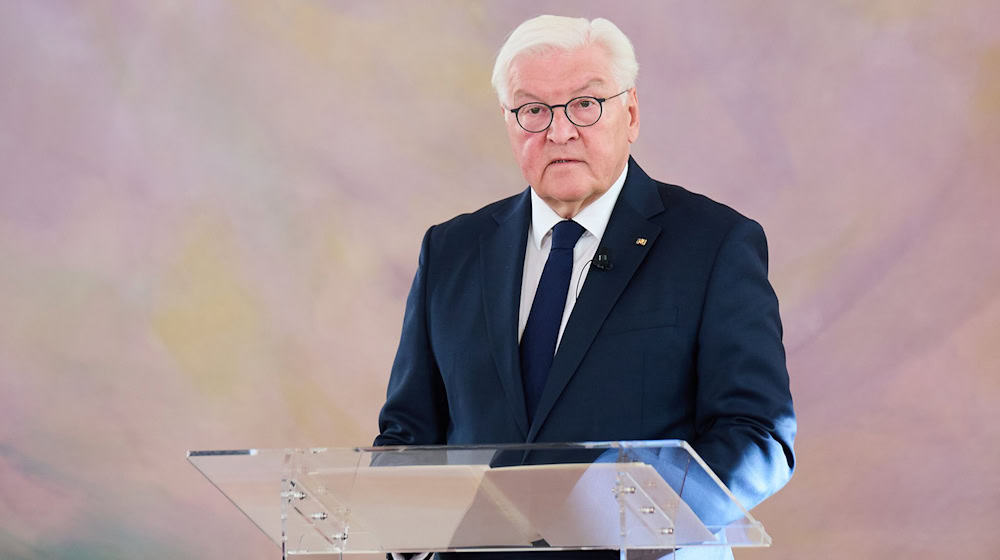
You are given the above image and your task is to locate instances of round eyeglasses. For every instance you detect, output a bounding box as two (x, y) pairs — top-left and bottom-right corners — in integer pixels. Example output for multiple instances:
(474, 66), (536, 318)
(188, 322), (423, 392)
(508, 90), (629, 133)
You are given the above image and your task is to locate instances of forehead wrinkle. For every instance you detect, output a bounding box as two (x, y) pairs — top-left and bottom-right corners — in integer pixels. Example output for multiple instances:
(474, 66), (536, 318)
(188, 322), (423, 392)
(571, 78), (608, 95)
(510, 77), (610, 105)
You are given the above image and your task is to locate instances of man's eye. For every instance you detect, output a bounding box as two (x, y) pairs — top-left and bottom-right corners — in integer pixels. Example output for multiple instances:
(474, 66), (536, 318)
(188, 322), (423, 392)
(578, 100), (593, 108)
(527, 106), (543, 115)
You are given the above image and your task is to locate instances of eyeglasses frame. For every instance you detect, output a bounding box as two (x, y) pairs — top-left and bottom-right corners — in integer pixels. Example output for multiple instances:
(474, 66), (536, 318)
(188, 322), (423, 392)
(508, 89), (631, 133)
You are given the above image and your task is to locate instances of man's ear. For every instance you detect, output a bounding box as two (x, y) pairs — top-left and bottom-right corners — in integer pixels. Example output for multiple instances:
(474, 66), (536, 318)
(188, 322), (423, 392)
(626, 88), (640, 143)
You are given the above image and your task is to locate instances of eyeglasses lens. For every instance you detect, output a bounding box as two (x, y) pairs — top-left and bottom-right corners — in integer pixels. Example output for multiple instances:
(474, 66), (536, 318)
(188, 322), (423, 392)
(567, 98), (601, 126)
(517, 103), (552, 133)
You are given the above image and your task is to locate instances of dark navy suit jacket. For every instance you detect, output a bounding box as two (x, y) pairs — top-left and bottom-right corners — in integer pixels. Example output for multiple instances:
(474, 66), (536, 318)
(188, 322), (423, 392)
(375, 158), (795, 555)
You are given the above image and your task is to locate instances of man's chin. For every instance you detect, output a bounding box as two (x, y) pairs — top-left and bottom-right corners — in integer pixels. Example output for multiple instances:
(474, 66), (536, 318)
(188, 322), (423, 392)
(539, 187), (589, 203)
(536, 187), (604, 217)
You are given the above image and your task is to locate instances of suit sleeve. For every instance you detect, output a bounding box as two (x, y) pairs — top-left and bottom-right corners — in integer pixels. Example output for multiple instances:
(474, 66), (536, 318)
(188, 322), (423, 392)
(374, 227), (450, 446)
(692, 218), (796, 516)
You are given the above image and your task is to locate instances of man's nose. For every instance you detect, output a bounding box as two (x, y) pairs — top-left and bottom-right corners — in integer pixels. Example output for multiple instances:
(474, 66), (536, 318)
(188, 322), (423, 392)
(546, 108), (579, 143)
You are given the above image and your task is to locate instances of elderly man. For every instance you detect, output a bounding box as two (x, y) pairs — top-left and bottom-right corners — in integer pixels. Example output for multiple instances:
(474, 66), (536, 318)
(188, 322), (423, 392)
(375, 15), (795, 560)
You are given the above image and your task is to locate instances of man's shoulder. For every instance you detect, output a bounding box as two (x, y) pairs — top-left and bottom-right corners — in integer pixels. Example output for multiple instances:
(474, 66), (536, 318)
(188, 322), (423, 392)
(626, 158), (754, 230)
(646, 177), (756, 234)
(428, 189), (527, 238)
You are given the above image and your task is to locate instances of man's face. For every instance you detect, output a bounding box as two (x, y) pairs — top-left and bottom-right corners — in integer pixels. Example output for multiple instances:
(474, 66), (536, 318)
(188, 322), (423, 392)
(504, 44), (640, 218)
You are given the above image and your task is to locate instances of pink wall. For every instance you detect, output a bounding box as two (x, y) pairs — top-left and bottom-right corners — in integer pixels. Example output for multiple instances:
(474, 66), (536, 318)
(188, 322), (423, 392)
(1, 1), (998, 558)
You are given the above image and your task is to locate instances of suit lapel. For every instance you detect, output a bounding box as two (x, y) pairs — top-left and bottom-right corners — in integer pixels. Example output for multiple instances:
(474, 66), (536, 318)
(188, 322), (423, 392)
(527, 158), (665, 442)
(480, 190), (532, 439)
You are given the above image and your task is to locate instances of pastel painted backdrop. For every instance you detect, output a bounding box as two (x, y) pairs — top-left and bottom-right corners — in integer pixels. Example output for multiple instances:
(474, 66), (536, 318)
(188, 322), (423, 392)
(2, 1), (998, 558)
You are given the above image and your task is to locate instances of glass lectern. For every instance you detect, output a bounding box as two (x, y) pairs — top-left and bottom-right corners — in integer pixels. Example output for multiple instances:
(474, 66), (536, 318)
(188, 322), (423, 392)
(187, 440), (769, 559)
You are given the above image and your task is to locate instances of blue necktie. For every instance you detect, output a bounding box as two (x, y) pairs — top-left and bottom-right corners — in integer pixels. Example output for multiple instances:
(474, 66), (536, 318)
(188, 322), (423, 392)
(520, 219), (585, 424)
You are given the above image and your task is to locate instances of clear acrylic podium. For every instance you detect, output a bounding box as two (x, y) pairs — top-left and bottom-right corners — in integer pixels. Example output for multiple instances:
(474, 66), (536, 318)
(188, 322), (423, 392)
(187, 440), (770, 558)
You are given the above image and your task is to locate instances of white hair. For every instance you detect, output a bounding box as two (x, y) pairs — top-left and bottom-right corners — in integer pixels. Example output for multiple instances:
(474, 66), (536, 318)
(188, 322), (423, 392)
(491, 15), (639, 107)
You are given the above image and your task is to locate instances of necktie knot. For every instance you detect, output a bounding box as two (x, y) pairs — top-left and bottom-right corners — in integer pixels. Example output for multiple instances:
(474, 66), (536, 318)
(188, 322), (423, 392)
(551, 220), (585, 250)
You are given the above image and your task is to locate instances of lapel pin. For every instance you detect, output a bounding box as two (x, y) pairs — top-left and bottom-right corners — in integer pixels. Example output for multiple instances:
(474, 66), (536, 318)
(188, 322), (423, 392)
(635, 237), (647, 246)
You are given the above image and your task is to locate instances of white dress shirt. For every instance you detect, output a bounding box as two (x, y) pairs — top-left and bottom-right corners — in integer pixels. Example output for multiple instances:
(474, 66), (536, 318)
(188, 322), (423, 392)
(517, 163), (629, 349)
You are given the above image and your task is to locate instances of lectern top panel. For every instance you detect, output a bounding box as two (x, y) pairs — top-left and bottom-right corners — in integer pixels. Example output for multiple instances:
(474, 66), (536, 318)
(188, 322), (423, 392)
(187, 440), (769, 556)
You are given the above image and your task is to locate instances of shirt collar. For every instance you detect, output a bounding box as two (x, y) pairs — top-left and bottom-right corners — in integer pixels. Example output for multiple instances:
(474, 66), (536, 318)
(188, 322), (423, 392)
(528, 162), (629, 249)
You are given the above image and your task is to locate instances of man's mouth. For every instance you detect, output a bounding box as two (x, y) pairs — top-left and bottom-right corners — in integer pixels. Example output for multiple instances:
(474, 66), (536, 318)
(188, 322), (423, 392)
(549, 159), (581, 165)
